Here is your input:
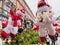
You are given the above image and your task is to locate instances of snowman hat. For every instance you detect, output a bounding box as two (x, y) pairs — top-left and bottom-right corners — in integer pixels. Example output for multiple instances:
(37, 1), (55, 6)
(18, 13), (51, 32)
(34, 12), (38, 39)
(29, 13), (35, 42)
(37, 0), (51, 12)
(16, 8), (26, 17)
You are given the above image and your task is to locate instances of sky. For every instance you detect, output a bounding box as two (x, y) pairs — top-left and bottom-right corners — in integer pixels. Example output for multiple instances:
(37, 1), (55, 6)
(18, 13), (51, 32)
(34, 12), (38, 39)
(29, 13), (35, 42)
(25, 0), (60, 18)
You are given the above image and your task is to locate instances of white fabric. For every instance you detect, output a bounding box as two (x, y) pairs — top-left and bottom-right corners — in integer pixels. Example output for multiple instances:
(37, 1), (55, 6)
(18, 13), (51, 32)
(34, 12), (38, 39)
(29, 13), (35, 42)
(37, 6), (51, 12)
(52, 15), (57, 24)
(17, 20), (23, 28)
(17, 20), (21, 26)
(38, 29), (47, 37)
(3, 25), (18, 35)
(48, 24), (56, 35)
(16, 10), (25, 18)
(3, 17), (18, 35)
(11, 26), (18, 34)
(37, 14), (56, 37)
(38, 22), (56, 37)
(4, 25), (12, 34)
(8, 17), (13, 25)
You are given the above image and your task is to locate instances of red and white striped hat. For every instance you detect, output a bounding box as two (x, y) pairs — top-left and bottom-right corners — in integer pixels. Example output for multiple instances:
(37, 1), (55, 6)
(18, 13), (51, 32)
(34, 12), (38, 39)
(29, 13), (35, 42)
(37, 0), (51, 12)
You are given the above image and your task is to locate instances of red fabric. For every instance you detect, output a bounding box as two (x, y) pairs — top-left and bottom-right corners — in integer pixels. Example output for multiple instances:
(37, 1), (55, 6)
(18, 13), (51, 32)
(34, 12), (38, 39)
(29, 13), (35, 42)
(33, 24), (39, 30)
(10, 8), (24, 27)
(53, 23), (58, 26)
(18, 17), (23, 28)
(1, 31), (8, 38)
(10, 33), (16, 38)
(10, 8), (18, 27)
(55, 28), (60, 33)
(2, 19), (8, 27)
(40, 37), (46, 42)
(13, 20), (17, 26)
(10, 8), (15, 16)
(49, 35), (56, 41)
(38, 0), (46, 8)
(38, 0), (50, 8)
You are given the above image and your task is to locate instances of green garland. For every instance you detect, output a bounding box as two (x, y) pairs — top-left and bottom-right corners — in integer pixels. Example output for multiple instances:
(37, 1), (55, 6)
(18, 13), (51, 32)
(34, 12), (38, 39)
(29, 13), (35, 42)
(4, 30), (39, 45)
(16, 30), (39, 45)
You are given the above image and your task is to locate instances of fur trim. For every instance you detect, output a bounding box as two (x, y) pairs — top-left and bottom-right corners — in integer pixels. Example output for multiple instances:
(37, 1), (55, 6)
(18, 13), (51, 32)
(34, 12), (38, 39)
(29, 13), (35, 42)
(37, 6), (51, 12)
(16, 10), (25, 17)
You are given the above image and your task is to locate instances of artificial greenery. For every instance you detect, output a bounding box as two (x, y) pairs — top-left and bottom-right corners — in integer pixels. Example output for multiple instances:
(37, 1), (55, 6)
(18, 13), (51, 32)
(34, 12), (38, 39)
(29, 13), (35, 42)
(4, 30), (39, 45)
(15, 30), (39, 45)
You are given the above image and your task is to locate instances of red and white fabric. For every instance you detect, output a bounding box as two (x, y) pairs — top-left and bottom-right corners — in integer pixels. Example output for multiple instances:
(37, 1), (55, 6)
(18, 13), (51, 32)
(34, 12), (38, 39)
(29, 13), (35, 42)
(2, 19), (8, 27)
(16, 8), (26, 18)
(37, 0), (56, 42)
(1, 8), (25, 38)
(17, 17), (23, 28)
(37, 0), (51, 12)
(32, 24), (39, 30)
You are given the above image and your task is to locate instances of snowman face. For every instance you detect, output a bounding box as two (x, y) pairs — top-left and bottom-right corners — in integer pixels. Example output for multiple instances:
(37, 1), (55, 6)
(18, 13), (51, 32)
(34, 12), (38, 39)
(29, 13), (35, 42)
(37, 11), (48, 22)
(37, 10), (53, 22)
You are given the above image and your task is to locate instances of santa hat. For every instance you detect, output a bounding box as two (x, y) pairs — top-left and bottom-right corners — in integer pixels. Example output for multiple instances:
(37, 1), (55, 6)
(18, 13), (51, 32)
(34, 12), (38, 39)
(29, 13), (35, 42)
(20, 8), (25, 13)
(37, 0), (51, 12)
(16, 8), (26, 17)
